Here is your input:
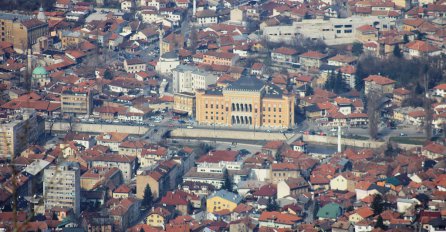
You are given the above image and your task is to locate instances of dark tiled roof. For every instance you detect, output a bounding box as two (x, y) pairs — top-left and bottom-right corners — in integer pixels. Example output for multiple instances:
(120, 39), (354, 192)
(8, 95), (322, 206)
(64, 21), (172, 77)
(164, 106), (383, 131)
(226, 76), (264, 91)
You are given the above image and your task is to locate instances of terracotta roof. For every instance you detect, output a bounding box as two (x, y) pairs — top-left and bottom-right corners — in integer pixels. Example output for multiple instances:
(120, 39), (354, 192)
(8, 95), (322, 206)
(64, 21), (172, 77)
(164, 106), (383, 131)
(273, 47), (298, 56)
(259, 211), (302, 225)
(300, 51), (326, 59)
(363, 75), (395, 85)
(393, 87), (410, 95)
(405, 40), (440, 53)
(114, 184), (131, 193)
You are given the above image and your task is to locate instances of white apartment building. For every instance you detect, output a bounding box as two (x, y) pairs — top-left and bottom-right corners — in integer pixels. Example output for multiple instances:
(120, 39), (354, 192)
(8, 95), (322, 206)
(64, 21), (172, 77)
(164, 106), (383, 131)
(295, 16), (395, 45)
(43, 162), (81, 215)
(263, 16), (395, 45)
(172, 65), (218, 94)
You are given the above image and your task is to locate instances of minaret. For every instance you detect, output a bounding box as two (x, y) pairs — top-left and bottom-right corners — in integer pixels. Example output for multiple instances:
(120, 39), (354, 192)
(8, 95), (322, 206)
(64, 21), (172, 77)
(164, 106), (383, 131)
(27, 48), (33, 89)
(337, 125), (342, 153)
(158, 25), (164, 58)
(193, 0), (197, 17)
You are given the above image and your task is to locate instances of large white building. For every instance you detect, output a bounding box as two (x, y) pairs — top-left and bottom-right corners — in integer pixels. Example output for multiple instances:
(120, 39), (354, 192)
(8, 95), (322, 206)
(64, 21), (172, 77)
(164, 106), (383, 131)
(43, 162), (81, 215)
(263, 16), (395, 45)
(172, 65), (218, 94)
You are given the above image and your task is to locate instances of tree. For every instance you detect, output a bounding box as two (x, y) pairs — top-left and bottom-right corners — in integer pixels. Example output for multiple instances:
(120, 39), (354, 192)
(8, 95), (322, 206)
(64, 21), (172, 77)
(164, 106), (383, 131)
(375, 215), (386, 229)
(355, 63), (366, 91)
(266, 198), (279, 211)
(371, 194), (384, 215)
(352, 42), (363, 56)
(223, 170), (233, 192)
(305, 84), (314, 96)
(104, 69), (113, 80)
(384, 142), (400, 157)
(142, 184), (153, 209)
(367, 91), (382, 140)
(393, 44), (403, 58)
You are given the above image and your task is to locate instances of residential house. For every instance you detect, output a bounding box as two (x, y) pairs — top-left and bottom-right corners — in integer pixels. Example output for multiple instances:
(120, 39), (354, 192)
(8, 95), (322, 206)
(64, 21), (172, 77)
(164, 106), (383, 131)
(271, 47), (299, 64)
(90, 154), (137, 182)
(206, 190), (242, 213)
(393, 88), (410, 106)
(196, 10), (218, 25)
(270, 163), (300, 184)
(202, 51), (239, 66)
(349, 207), (374, 224)
(96, 132), (129, 152)
(258, 211), (302, 230)
(299, 51), (327, 70)
(277, 177), (309, 199)
(363, 75), (395, 95)
(124, 58), (147, 74)
(146, 207), (173, 228)
(330, 173), (357, 192)
(404, 40), (441, 58)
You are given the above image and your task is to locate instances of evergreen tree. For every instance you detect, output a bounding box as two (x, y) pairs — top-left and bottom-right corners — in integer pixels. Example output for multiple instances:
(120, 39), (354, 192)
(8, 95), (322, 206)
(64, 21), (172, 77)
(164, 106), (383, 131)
(371, 194), (384, 215)
(305, 84), (314, 96)
(352, 42), (363, 56)
(334, 71), (347, 93)
(142, 184), (153, 209)
(325, 71), (335, 91)
(375, 215), (386, 229)
(223, 170), (233, 192)
(355, 63), (367, 91)
(393, 44), (403, 58)
(266, 198), (279, 211)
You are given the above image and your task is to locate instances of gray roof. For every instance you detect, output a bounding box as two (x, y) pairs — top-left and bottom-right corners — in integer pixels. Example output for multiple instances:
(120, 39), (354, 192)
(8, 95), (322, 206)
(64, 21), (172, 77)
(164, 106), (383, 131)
(23, 160), (50, 176)
(208, 189), (242, 204)
(263, 84), (284, 99)
(0, 13), (32, 21)
(226, 76), (264, 92)
(161, 51), (179, 60)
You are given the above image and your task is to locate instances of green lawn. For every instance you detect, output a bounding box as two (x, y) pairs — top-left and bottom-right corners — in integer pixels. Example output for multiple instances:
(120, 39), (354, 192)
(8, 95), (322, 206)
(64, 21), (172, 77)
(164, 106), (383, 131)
(389, 136), (426, 145)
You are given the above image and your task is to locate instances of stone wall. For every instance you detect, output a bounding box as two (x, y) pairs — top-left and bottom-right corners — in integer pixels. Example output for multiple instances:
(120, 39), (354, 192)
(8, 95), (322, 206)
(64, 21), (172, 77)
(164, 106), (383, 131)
(46, 122), (148, 135)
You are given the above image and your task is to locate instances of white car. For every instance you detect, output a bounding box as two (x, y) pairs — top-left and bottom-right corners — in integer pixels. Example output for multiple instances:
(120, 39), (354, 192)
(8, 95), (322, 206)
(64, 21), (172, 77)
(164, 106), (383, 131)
(186, 125), (193, 129)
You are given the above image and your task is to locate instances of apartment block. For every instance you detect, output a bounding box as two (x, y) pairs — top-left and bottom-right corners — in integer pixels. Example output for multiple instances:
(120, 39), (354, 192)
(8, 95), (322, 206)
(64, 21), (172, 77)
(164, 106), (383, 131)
(43, 162), (81, 215)
(61, 87), (93, 115)
(0, 109), (44, 158)
(172, 65), (218, 94)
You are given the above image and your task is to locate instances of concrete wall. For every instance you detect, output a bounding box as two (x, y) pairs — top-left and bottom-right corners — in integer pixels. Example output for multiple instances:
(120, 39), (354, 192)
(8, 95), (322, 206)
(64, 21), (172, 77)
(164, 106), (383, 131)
(46, 122), (148, 135)
(302, 134), (384, 148)
(170, 128), (290, 141)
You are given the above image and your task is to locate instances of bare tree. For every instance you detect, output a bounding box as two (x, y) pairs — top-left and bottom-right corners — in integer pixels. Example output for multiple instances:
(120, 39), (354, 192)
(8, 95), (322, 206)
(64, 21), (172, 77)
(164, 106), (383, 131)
(367, 91), (382, 140)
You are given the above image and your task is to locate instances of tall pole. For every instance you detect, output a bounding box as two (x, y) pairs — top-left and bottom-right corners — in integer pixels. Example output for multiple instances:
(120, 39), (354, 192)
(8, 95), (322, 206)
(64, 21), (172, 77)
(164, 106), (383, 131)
(337, 125), (342, 153)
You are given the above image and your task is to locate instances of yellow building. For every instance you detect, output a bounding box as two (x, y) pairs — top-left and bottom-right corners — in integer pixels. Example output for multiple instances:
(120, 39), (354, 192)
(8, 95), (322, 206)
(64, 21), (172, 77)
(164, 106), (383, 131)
(206, 190), (242, 213)
(196, 76), (295, 129)
(0, 13), (48, 53)
(61, 87), (93, 115)
(173, 92), (196, 117)
(146, 207), (172, 228)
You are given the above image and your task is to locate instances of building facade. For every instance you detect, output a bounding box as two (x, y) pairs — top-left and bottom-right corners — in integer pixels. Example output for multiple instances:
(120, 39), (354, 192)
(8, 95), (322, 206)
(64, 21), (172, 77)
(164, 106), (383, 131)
(0, 109), (44, 158)
(0, 13), (48, 53)
(43, 162), (81, 215)
(195, 76), (295, 129)
(173, 92), (196, 117)
(61, 87), (93, 115)
(172, 65), (217, 94)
